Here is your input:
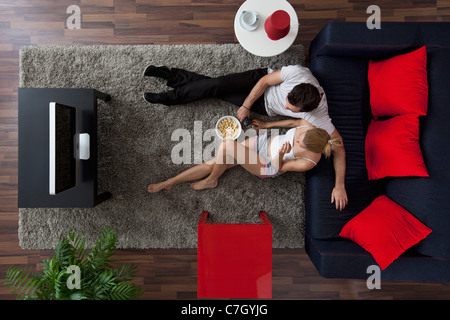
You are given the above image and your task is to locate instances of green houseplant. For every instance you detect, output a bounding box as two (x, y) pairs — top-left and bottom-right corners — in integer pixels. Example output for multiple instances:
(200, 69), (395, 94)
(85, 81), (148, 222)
(3, 227), (144, 300)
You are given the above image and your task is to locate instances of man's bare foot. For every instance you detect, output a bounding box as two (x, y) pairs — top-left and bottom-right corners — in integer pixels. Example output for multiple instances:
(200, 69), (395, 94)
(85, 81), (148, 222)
(190, 178), (218, 191)
(147, 180), (174, 193)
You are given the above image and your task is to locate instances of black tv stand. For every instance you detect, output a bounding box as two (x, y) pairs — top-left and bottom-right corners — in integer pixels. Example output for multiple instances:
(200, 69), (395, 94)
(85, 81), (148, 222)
(18, 88), (112, 208)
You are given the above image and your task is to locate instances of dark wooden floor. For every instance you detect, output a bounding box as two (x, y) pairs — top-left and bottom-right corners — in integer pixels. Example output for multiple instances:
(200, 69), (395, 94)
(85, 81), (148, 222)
(1, 0), (450, 300)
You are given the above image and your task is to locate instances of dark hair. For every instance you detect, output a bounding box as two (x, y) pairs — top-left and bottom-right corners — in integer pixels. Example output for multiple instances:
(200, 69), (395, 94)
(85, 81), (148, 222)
(287, 83), (321, 112)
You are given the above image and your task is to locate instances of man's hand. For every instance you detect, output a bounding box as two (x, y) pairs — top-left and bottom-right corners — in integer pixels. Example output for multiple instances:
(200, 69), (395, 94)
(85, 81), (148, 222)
(239, 70), (283, 122)
(237, 106), (251, 122)
(331, 185), (348, 211)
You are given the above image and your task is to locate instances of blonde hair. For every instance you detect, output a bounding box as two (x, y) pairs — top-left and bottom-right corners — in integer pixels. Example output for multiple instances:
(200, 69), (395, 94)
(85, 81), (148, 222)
(303, 128), (343, 158)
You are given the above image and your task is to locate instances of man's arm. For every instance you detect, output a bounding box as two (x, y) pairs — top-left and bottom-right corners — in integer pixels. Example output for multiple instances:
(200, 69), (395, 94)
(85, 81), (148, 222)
(330, 129), (348, 211)
(236, 70), (283, 122)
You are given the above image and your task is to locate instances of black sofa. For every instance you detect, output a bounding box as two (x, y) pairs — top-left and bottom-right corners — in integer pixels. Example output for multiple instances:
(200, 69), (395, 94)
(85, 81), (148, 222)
(305, 22), (450, 282)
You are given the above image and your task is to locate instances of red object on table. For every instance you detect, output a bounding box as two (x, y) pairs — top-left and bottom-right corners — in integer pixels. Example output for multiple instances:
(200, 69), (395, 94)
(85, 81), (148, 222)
(197, 211), (272, 299)
(264, 10), (291, 40)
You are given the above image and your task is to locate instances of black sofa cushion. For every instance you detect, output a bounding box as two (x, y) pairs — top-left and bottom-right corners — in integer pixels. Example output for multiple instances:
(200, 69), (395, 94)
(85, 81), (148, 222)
(306, 54), (384, 240)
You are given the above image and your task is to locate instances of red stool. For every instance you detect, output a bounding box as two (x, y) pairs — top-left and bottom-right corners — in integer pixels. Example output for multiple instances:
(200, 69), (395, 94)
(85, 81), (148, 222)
(197, 211), (272, 299)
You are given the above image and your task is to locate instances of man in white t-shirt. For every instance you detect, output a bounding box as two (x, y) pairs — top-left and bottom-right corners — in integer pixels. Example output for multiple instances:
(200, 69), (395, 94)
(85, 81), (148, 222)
(254, 65), (335, 135)
(143, 65), (347, 210)
(237, 65), (347, 211)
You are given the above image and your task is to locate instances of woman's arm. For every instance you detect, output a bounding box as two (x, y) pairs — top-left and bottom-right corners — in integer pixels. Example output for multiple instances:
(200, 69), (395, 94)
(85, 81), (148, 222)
(271, 141), (319, 173)
(251, 118), (307, 129)
(329, 129), (348, 211)
(279, 157), (317, 173)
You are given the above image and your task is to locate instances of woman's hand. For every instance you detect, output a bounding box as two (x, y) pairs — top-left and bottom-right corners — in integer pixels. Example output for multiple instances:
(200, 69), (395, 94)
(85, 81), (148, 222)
(273, 142), (291, 171)
(279, 142), (291, 155)
(237, 106), (251, 122)
(251, 119), (267, 129)
(331, 185), (348, 211)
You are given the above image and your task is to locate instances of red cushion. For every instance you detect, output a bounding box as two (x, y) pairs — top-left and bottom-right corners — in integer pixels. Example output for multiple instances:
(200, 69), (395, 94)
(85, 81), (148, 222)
(365, 114), (429, 180)
(339, 195), (432, 270)
(368, 46), (428, 118)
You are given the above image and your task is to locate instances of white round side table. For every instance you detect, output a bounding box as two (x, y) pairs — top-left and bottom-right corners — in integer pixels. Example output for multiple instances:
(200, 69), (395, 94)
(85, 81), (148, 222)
(234, 0), (299, 57)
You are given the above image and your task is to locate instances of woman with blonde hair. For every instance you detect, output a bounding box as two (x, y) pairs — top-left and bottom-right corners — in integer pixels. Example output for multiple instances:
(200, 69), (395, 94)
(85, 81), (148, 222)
(148, 118), (342, 192)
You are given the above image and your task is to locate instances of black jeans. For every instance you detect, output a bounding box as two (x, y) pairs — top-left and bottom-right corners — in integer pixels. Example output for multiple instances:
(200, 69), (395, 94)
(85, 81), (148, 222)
(163, 67), (269, 115)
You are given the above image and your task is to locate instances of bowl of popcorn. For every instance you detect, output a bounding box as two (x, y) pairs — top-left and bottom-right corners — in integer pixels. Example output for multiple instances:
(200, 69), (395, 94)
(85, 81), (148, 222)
(215, 116), (242, 140)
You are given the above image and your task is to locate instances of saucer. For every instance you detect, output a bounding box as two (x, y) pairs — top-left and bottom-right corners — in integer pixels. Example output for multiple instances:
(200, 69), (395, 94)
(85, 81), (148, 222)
(239, 11), (259, 31)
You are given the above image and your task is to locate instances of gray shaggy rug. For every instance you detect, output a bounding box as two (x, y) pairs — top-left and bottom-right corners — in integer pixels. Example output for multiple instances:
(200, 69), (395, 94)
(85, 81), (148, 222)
(19, 43), (306, 249)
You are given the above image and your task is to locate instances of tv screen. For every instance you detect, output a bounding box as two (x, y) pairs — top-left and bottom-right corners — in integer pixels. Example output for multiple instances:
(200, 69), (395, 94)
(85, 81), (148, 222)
(49, 102), (76, 195)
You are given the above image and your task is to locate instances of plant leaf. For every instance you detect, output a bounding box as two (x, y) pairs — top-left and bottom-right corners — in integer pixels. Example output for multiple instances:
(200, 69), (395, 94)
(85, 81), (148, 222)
(3, 266), (40, 300)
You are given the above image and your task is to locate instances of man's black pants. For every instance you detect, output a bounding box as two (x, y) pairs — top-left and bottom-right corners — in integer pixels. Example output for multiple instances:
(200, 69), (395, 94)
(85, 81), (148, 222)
(162, 67), (269, 115)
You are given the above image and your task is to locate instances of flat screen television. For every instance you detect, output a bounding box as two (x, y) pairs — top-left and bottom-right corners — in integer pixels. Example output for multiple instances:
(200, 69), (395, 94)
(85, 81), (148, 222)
(49, 102), (90, 195)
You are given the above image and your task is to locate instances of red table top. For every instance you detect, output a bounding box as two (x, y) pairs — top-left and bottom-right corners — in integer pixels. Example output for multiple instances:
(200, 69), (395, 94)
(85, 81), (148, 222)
(197, 211), (272, 299)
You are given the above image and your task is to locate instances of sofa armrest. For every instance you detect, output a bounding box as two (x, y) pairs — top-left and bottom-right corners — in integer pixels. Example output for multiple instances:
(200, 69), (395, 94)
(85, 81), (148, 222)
(310, 21), (424, 59)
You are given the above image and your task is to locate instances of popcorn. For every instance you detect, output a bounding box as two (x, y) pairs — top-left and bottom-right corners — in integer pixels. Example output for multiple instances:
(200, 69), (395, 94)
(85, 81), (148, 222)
(217, 117), (240, 140)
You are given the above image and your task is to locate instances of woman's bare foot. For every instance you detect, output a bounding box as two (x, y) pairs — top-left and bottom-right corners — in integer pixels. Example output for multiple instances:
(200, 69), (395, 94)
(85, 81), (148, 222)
(190, 178), (218, 191)
(147, 180), (174, 193)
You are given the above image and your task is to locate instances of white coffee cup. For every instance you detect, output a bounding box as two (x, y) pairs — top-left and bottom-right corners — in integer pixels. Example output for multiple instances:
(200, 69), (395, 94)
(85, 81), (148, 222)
(242, 11), (258, 27)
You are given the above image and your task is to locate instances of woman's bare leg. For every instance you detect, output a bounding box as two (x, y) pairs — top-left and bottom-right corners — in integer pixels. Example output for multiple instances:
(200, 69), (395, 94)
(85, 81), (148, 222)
(189, 140), (237, 190)
(148, 161), (214, 193)
(190, 137), (265, 191)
